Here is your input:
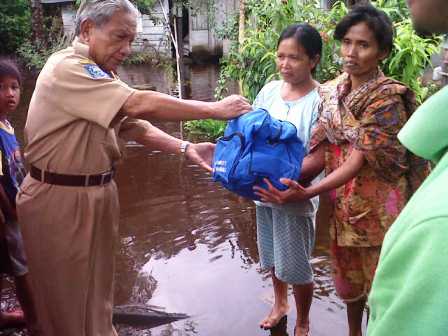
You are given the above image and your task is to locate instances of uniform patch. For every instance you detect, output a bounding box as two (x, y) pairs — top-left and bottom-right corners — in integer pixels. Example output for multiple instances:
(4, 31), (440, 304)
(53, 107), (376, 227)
(83, 64), (111, 79)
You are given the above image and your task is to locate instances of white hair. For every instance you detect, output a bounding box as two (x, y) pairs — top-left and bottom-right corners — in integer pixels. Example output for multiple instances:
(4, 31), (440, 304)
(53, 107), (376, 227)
(75, 0), (138, 36)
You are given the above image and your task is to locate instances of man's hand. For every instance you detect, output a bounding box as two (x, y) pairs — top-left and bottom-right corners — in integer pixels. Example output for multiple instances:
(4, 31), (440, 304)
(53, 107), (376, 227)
(185, 142), (216, 172)
(253, 178), (312, 204)
(212, 95), (251, 120)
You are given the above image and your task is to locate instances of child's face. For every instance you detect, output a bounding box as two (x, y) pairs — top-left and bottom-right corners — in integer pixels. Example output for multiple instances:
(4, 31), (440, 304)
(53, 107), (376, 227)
(0, 76), (21, 115)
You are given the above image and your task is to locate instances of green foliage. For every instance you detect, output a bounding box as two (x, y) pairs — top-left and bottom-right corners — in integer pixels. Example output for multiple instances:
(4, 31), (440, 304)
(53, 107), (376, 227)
(133, 0), (157, 14)
(213, 9), (239, 41)
(188, 0), (344, 139)
(216, 0), (349, 103)
(188, 0), (441, 139)
(18, 0), (162, 70)
(184, 119), (226, 139)
(123, 51), (158, 65)
(187, 0), (347, 140)
(217, 0), (441, 103)
(374, 0), (409, 21)
(0, 0), (31, 55)
(384, 19), (442, 103)
(18, 33), (71, 70)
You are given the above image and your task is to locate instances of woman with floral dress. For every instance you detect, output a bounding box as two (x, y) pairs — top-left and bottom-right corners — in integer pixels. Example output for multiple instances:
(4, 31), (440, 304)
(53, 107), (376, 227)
(254, 4), (429, 336)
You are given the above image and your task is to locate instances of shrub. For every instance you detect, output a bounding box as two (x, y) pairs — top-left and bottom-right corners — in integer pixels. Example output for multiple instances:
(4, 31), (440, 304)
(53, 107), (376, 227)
(186, 0), (441, 139)
(0, 0), (31, 55)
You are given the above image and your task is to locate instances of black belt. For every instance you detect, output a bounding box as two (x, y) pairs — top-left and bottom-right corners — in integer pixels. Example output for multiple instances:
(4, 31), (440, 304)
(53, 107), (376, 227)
(30, 166), (114, 187)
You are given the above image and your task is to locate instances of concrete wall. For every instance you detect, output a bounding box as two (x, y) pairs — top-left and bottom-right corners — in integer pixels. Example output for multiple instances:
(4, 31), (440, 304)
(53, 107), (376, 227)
(61, 3), (76, 36)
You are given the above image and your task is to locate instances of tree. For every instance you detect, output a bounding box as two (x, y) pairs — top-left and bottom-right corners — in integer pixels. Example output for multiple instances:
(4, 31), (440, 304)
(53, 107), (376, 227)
(0, 0), (31, 55)
(29, 0), (46, 47)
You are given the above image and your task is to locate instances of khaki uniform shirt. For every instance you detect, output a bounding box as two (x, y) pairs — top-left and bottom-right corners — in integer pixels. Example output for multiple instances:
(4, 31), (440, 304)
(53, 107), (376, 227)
(25, 38), (151, 173)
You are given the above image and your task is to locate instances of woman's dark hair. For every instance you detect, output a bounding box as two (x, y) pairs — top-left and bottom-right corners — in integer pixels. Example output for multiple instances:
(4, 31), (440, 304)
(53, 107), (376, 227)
(0, 59), (22, 85)
(334, 4), (394, 54)
(277, 23), (323, 72)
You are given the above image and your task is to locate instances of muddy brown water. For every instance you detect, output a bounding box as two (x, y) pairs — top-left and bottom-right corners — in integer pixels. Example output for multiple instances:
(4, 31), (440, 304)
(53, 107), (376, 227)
(5, 63), (357, 336)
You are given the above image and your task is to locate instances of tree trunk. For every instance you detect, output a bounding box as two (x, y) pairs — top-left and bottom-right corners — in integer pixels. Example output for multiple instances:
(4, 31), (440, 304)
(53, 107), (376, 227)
(238, 0), (245, 93)
(29, 0), (46, 47)
(238, 0), (245, 48)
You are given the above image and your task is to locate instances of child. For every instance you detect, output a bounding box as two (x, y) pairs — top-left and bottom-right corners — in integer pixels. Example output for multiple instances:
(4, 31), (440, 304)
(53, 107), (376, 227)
(0, 59), (37, 334)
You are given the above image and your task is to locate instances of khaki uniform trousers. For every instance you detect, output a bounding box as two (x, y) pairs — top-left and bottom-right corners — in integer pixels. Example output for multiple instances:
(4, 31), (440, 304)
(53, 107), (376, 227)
(17, 175), (119, 336)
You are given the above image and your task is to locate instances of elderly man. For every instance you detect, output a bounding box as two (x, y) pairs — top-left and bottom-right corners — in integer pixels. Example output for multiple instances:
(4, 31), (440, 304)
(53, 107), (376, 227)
(16, 1), (250, 335)
(367, 0), (448, 335)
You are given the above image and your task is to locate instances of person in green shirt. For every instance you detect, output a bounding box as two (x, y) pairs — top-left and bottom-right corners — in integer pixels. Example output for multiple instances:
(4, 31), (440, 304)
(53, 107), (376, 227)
(367, 0), (448, 335)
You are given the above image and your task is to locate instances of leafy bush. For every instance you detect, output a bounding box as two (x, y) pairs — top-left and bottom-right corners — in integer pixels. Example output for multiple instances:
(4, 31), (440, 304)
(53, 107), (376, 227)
(385, 19), (442, 103)
(18, 33), (71, 71)
(216, 0), (348, 102)
(186, 0), (348, 139)
(0, 0), (31, 55)
(217, 0), (441, 102)
(186, 0), (441, 139)
(184, 119), (226, 140)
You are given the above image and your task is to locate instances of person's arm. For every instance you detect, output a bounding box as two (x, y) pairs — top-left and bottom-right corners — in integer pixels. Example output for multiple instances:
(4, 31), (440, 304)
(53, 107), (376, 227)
(121, 91), (251, 121)
(299, 142), (326, 184)
(121, 120), (215, 171)
(254, 148), (364, 203)
(303, 148), (364, 198)
(53, 58), (252, 129)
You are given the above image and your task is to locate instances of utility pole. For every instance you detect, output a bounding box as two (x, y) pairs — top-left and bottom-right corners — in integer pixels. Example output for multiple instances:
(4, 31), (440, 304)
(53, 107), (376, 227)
(173, 0), (185, 99)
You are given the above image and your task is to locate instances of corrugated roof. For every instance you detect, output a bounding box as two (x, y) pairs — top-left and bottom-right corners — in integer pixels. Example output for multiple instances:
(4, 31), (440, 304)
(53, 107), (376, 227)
(40, 0), (74, 4)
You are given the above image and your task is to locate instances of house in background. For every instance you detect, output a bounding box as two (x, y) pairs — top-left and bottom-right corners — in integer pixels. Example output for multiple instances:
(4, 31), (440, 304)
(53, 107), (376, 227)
(183, 0), (239, 57)
(39, 0), (172, 56)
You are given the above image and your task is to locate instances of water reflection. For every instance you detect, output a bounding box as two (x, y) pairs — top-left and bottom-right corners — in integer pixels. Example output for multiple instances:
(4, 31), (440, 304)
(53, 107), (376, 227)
(269, 315), (288, 336)
(115, 144), (260, 306)
(114, 140), (347, 335)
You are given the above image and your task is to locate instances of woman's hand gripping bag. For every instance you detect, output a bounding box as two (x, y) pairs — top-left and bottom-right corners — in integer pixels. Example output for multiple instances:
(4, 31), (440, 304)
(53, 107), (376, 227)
(212, 108), (306, 200)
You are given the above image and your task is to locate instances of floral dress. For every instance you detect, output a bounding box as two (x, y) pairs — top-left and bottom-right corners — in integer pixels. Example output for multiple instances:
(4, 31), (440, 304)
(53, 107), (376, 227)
(311, 70), (429, 247)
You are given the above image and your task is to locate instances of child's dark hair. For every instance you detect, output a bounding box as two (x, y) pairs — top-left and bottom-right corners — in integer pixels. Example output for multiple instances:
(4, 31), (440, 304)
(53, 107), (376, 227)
(277, 23), (323, 72)
(0, 59), (22, 86)
(334, 4), (394, 55)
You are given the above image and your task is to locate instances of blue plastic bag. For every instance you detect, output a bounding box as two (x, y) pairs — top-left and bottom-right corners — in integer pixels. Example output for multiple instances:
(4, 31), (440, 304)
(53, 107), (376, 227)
(212, 108), (305, 200)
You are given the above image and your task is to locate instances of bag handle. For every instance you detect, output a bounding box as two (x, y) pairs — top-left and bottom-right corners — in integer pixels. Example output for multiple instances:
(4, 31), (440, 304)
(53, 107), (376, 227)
(267, 123), (283, 145)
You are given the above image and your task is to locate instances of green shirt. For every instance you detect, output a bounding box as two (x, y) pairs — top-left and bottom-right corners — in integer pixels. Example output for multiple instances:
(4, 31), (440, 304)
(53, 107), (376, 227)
(367, 86), (448, 336)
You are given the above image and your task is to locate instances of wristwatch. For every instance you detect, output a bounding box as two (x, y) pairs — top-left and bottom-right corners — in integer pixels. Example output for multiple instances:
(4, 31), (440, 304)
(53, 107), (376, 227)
(180, 141), (190, 154)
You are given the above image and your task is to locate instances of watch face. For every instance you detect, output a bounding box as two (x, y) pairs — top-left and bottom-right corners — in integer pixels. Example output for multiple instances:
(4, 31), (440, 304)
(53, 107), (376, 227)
(181, 141), (189, 153)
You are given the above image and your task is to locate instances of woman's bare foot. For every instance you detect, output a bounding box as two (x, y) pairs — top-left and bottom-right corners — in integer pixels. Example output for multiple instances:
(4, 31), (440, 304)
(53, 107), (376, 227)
(259, 304), (289, 330)
(295, 322), (310, 336)
(0, 309), (26, 329)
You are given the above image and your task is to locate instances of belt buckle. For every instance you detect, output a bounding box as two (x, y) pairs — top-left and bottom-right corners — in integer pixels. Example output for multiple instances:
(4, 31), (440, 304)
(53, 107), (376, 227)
(85, 175), (90, 187)
(100, 172), (110, 185)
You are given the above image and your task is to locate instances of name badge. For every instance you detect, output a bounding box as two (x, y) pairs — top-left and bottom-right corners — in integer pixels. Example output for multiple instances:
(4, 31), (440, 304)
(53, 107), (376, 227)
(83, 63), (111, 80)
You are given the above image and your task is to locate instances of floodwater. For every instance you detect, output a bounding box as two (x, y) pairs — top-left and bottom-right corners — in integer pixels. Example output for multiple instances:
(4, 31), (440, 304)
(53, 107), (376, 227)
(4, 63), (360, 336)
